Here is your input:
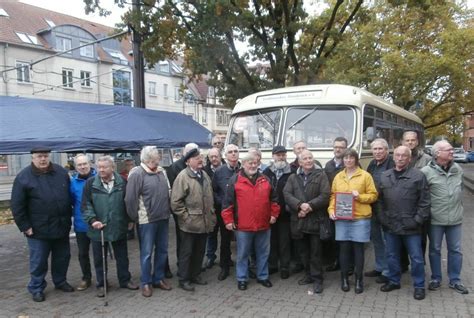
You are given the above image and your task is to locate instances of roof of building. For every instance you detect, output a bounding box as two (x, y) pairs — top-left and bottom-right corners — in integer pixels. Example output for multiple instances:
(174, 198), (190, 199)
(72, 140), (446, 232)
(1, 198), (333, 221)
(0, 0), (130, 63)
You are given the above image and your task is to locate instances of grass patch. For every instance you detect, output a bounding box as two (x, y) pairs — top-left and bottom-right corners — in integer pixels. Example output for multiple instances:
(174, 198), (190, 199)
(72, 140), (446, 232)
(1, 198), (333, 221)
(0, 208), (14, 225)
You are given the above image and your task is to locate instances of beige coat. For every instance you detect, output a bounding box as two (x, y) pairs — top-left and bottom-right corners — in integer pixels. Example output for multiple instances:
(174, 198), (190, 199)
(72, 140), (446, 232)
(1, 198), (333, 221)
(171, 167), (216, 233)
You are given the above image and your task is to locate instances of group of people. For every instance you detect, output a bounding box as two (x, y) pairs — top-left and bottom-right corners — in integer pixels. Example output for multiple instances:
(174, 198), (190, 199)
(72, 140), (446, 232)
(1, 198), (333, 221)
(10, 131), (468, 303)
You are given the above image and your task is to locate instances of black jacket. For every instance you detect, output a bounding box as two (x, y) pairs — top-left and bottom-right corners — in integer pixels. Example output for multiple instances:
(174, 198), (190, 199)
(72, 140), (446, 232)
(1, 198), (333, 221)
(367, 156), (395, 217)
(324, 158), (344, 185)
(166, 157), (186, 187)
(212, 162), (240, 210)
(283, 166), (330, 239)
(377, 167), (431, 235)
(11, 163), (72, 239)
(263, 163), (293, 221)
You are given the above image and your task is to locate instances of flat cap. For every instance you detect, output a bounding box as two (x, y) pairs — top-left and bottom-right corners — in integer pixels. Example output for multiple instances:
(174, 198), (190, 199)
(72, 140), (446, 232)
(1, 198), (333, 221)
(272, 145), (287, 154)
(31, 147), (51, 154)
(183, 148), (200, 162)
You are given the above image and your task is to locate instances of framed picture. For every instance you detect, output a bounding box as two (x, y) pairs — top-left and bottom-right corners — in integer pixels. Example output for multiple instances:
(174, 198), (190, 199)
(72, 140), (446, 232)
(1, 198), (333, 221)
(334, 192), (354, 220)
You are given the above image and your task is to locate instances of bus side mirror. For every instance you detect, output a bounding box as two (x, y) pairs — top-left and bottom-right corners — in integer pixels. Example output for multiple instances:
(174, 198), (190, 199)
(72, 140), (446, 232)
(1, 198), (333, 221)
(366, 127), (375, 142)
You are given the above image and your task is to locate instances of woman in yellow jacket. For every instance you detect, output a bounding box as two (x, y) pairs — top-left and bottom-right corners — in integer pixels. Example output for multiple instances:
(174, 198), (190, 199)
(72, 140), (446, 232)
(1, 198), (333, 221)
(328, 149), (378, 294)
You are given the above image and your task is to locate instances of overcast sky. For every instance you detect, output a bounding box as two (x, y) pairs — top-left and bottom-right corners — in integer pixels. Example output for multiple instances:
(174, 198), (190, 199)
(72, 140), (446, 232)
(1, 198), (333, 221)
(20, 0), (474, 29)
(20, 0), (128, 27)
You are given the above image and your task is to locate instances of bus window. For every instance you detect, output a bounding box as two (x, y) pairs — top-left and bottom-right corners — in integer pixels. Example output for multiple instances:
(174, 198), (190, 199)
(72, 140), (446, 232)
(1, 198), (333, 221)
(283, 106), (355, 149)
(228, 109), (281, 149)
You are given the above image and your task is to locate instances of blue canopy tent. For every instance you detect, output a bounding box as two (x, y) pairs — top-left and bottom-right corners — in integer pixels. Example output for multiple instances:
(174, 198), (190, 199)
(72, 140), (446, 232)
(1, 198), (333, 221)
(0, 96), (212, 154)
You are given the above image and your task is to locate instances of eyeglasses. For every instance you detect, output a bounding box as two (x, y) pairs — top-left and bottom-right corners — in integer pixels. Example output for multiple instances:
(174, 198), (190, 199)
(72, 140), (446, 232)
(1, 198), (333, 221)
(227, 150), (238, 154)
(439, 148), (454, 152)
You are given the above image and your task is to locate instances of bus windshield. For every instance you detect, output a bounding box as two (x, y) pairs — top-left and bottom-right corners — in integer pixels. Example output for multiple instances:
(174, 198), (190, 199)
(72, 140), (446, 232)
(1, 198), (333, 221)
(228, 109), (281, 149)
(283, 106), (355, 148)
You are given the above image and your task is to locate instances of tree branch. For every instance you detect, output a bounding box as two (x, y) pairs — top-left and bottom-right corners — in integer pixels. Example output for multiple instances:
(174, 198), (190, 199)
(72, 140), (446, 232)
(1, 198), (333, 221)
(424, 110), (473, 129)
(225, 31), (256, 89)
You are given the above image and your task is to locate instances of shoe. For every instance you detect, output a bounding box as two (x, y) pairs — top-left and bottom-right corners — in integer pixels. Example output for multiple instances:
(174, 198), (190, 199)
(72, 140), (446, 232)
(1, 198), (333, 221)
(268, 268), (278, 275)
(257, 279), (272, 288)
(313, 282), (323, 294)
(355, 275), (363, 294)
(96, 287), (105, 298)
(218, 268), (229, 281)
(428, 280), (441, 291)
(165, 268), (173, 279)
(179, 281), (195, 292)
(248, 268), (257, 279)
(32, 292), (45, 302)
(298, 275), (314, 285)
(238, 281), (247, 291)
(376, 275), (389, 284)
(153, 280), (172, 291)
(280, 270), (290, 280)
(122, 281), (139, 290)
(325, 261), (340, 272)
(55, 282), (74, 292)
(291, 264), (304, 274)
(380, 283), (401, 292)
(449, 282), (469, 295)
(341, 273), (350, 292)
(191, 276), (208, 285)
(414, 288), (425, 300)
(76, 280), (91, 291)
(205, 258), (215, 269)
(364, 270), (382, 277)
(142, 284), (152, 297)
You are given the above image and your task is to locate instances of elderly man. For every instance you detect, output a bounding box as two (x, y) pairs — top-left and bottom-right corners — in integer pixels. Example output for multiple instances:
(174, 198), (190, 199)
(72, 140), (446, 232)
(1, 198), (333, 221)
(171, 148), (216, 292)
(211, 136), (224, 152)
(213, 143), (241, 281)
(378, 146), (430, 300)
(203, 147), (223, 269)
(421, 141), (469, 294)
(82, 156), (139, 297)
(284, 150), (330, 293)
(165, 142), (199, 277)
(290, 140), (307, 173)
(125, 146), (172, 297)
(324, 136), (348, 272)
(263, 146), (293, 279)
(222, 153), (280, 291)
(364, 139), (394, 284)
(70, 154), (96, 291)
(11, 148), (74, 302)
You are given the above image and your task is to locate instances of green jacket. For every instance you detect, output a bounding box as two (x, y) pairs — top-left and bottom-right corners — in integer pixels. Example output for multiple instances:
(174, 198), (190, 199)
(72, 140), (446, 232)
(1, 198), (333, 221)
(171, 167), (216, 234)
(421, 161), (463, 226)
(82, 172), (130, 242)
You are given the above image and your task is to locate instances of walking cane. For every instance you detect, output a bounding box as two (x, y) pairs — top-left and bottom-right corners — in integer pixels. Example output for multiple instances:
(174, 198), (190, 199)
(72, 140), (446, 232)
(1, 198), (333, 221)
(100, 228), (108, 307)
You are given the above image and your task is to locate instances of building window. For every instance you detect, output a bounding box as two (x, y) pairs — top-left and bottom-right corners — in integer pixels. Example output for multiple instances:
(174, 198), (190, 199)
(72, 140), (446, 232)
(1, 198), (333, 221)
(202, 107), (208, 124)
(15, 32), (38, 45)
(80, 42), (94, 58)
(208, 86), (215, 98)
(113, 70), (131, 106)
(56, 36), (72, 52)
(148, 81), (156, 95)
(80, 71), (91, 87)
(0, 8), (9, 17)
(174, 86), (182, 102)
(16, 61), (30, 83)
(45, 19), (55, 27)
(158, 61), (169, 73)
(163, 84), (168, 98)
(217, 109), (230, 126)
(62, 69), (74, 88)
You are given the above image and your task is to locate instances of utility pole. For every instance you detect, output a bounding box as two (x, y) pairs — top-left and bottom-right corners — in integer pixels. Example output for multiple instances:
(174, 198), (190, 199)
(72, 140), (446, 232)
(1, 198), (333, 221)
(132, 0), (145, 108)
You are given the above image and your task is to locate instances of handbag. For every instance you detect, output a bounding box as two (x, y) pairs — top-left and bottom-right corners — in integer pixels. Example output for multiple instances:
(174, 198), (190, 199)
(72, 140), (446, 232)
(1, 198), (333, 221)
(319, 214), (334, 241)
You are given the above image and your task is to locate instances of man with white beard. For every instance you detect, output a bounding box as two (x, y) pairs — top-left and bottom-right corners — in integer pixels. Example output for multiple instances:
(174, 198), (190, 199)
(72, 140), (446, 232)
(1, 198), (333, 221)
(263, 146), (293, 279)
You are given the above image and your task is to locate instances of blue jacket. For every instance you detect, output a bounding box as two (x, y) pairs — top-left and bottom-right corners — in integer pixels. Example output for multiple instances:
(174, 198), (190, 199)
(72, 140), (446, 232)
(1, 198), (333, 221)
(70, 168), (96, 233)
(11, 163), (72, 240)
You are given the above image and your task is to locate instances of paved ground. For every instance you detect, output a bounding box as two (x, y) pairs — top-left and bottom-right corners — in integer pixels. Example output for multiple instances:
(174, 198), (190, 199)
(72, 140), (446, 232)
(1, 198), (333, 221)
(1, 169), (473, 317)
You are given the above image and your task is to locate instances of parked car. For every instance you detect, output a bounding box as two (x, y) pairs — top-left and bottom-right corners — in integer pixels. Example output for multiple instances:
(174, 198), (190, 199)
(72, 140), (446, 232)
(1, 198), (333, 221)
(424, 145), (433, 155)
(467, 151), (474, 162)
(453, 148), (468, 163)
